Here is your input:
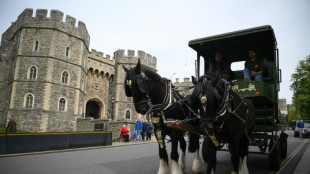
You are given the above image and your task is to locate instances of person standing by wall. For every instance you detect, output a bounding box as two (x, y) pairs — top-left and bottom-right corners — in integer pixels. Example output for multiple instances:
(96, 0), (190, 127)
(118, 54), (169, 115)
(135, 119), (143, 142)
(121, 125), (129, 142)
(141, 119), (147, 141)
(297, 119), (305, 139)
(6, 115), (17, 133)
(145, 121), (153, 141)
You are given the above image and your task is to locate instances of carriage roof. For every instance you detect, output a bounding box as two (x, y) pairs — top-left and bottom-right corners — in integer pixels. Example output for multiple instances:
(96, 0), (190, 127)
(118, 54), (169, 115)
(188, 25), (277, 58)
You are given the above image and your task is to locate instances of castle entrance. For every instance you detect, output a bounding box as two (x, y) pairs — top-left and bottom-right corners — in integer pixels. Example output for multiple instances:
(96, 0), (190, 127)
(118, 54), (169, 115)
(85, 100), (102, 119)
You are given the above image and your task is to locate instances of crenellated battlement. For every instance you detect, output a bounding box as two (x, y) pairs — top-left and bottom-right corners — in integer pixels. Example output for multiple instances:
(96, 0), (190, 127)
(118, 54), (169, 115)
(88, 49), (115, 65)
(113, 49), (157, 70)
(1, 8), (90, 48)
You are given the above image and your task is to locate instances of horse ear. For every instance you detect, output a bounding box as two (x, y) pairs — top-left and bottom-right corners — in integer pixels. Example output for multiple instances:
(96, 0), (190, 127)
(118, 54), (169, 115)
(123, 65), (129, 73)
(192, 76), (198, 85)
(211, 74), (219, 87)
(135, 59), (141, 74)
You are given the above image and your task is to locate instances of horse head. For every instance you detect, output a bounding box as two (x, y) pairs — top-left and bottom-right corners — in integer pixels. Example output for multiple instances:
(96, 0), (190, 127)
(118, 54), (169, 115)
(123, 59), (165, 115)
(190, 73), (222, 131)
(123, 59), (151, 114)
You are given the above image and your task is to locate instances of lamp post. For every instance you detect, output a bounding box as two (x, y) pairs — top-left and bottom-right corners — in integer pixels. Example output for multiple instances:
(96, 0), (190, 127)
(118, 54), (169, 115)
(111, 97), (115, 121)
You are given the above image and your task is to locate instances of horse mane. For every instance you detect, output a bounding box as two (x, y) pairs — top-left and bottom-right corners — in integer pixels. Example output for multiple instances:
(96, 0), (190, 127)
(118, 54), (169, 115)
(141, 66), (165, 89)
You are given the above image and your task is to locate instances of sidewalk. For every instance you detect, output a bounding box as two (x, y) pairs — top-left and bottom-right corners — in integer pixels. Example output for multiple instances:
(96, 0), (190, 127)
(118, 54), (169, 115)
(0, 137), (158, 158)
(293, 140), (310, 174)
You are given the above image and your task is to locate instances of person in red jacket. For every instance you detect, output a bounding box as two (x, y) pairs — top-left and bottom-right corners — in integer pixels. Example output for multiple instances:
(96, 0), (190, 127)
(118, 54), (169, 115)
(121, 125), (129, 142)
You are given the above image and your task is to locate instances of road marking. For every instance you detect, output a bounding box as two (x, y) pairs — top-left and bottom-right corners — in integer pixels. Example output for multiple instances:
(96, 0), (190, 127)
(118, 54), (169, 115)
(269, 139), (309, 174)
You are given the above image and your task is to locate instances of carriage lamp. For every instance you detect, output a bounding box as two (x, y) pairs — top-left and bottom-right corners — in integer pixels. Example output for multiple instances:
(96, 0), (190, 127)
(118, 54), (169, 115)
(201, 95), (207, 104)
(255, 91), (261, 95)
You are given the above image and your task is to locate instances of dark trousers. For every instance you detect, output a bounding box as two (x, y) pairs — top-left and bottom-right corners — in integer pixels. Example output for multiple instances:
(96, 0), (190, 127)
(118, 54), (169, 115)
(141, 131), (145, 140)
(146, 133), (151, 141)
(124, 135), (129, 142)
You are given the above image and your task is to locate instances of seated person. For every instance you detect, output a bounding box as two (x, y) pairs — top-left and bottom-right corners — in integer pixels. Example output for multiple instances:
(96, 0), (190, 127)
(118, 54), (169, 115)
(209, 51), (231, 80)
(244, 49), (264, 81)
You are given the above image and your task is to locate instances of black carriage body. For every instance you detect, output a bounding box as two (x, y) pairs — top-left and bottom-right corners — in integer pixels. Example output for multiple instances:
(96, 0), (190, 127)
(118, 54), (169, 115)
(188, 26), (286, 167)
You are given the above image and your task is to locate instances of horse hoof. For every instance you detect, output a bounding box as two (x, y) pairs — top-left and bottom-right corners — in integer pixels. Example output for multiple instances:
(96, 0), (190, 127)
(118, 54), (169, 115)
(158, 159), (170, 174)
(178, 152), (186, 170)
(192, 151), (203, 174)
(171, 160), (183, 174)
(231, 171), (237, 174)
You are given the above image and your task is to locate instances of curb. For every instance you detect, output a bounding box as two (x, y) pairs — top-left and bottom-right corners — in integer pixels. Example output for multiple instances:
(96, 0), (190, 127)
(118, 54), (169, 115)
(0, 140), (157, 158)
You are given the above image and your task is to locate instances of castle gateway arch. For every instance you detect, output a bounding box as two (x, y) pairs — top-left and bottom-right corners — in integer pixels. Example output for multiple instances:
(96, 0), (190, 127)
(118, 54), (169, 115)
(85, 98), (104, 119)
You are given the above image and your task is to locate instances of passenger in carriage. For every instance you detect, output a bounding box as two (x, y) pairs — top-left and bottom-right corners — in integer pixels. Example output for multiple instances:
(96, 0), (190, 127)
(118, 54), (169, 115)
(244, 48), (265, 81)
(209, 51), (231, 80)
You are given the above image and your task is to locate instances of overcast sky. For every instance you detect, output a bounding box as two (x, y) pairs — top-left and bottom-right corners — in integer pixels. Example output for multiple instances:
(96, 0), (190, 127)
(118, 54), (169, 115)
(0, 0), (309, 104)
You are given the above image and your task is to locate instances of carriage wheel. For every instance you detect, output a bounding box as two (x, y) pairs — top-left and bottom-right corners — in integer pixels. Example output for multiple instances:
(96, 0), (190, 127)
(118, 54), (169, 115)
(269, 139), (281, 171)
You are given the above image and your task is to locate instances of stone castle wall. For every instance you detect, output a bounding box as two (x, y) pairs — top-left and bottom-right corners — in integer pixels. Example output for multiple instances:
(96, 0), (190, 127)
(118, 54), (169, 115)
(0, 9), (157, 133)
(0, 9), (89, 131)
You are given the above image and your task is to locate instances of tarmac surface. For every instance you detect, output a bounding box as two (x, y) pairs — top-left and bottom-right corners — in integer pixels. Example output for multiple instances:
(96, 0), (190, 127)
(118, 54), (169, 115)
(0, 132), (309, 174)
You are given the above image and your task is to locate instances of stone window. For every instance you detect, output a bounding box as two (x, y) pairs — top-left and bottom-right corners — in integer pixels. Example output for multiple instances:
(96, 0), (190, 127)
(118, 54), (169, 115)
(126, 110), (130, 119)
(62, 71), (69, 84)
(65, 47), (70, 57)
(29, 66), (37, 79)
(33, 41), (40, 52)
(24, 94), (34, 108)
(59, 98), (66, 111)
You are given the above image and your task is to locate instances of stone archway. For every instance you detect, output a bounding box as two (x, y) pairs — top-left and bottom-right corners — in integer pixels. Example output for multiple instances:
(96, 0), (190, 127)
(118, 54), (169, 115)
(85, 99), (104, 119)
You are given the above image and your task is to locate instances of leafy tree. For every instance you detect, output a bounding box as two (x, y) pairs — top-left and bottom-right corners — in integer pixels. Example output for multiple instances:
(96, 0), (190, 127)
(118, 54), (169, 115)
(290, 54), (310, 120)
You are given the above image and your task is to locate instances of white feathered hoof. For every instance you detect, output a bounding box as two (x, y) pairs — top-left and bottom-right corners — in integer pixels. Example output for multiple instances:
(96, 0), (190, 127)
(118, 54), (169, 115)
(192, 151), (204, 174)
(171, 160), (183, 174)
(178, 152), (186, 170)
(158, 159), (170, 174)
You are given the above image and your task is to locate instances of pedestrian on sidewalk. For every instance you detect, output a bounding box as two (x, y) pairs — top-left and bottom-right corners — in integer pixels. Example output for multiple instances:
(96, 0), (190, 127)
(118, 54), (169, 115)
(6, 115), (17, 133)
(145, 121), (153, 141)
(297, 119), (305, 139)
(141, 119), (147, 141)
(135, 119), (143, 142)
(121, 125), (129, 142)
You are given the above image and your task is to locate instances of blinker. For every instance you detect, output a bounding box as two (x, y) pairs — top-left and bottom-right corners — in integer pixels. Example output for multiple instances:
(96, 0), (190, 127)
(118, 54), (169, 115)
(127, 80), (132, 86)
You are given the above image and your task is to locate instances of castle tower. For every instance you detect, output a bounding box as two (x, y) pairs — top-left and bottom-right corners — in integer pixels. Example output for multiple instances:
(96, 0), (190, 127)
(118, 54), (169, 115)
(84, 49), (115, 120)
(112, 49), (156, 121)
(0, 9), (90, 132)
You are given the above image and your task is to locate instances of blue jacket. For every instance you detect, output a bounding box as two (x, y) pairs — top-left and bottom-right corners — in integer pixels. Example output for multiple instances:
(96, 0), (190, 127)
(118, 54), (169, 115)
(135, 121), (143, 131)
(297, 121), (304, 128)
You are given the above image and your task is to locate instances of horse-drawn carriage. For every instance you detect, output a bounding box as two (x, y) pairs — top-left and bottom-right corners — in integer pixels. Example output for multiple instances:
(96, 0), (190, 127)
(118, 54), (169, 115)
(123, 25), (287, 173)
(188, 25), (287, 171)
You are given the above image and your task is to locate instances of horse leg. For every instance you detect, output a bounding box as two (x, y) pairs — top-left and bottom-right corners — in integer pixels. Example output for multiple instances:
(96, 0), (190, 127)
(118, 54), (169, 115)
(238, 136), (249, 174)
(189, 133), (203, 174)
(204, 137), (217, 174)
(155, 127), (170, 174)
(170, 130), (183, 174)
(178, 133), (186, 170)
(230, 136), (240, 174)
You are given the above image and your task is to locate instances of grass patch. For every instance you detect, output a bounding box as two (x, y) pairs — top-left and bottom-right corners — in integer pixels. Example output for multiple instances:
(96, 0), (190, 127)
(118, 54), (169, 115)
(0, 126), (30, 133)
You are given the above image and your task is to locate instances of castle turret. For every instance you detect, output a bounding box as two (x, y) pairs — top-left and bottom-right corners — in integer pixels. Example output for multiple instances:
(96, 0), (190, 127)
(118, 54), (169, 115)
(111, 49), (157, 121)
(0, 9), (90, 132)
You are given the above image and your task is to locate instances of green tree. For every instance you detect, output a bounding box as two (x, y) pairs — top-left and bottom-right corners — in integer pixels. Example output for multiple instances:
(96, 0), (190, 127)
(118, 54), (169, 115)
(290, 54), (310, 120)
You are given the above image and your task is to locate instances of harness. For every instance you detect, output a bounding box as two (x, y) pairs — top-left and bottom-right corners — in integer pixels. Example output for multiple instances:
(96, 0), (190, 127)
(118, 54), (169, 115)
(199, 78), (250, 148)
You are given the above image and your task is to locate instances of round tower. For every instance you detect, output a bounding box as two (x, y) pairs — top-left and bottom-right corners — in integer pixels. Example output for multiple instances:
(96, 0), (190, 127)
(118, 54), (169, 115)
(111, 49), (157, 121)
(0, 9), (90, 132)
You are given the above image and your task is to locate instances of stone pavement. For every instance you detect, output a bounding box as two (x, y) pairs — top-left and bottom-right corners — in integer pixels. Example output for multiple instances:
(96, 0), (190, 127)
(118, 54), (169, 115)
(0, 137), (158, 158)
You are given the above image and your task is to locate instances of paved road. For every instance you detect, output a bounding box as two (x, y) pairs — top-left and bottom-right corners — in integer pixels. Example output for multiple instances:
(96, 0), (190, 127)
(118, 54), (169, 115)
(0, 130), (308, 174)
